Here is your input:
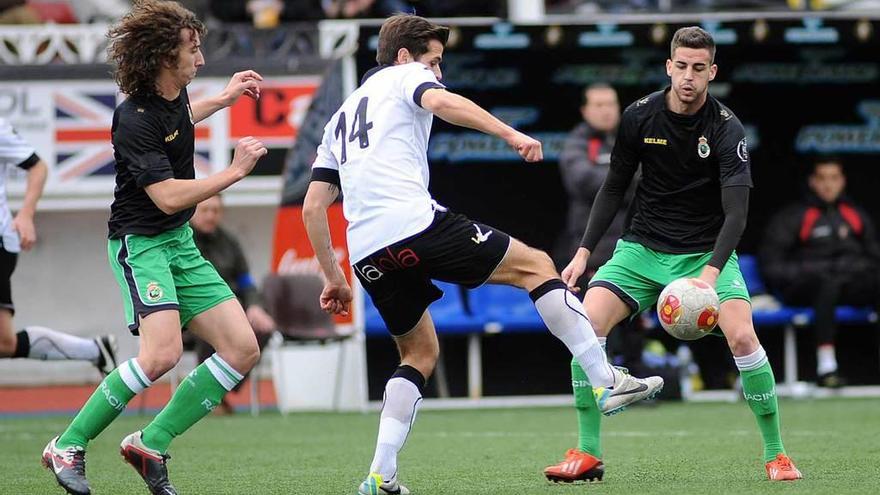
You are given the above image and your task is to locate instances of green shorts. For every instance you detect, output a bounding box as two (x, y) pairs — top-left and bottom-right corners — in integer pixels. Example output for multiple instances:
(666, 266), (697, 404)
(589, 239), (750, 316)
(108, 224), (235, 335)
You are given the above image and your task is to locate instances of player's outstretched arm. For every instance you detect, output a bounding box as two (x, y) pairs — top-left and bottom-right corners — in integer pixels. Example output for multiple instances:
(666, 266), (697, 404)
(302, 181), (351, 316)
(13, 159), (47, 251)
(420, 88), (542, 162)
(190, 70), (263, 124)
(145, 137), (266, 214)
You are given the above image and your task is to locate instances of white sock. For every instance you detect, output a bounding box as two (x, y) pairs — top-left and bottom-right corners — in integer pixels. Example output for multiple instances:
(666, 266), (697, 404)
(118, 358), (153, 394)
(369, 370), (423, 482)
(531, 280), (614, 388)
(817, 346), (838, 375)
(18, 326), (100, 362)
(733, 345), (768, 372)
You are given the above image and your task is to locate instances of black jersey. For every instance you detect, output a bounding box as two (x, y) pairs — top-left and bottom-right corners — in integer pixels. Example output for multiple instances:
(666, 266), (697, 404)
(613, 88), (752, 253)
(108, 89), (196, 239)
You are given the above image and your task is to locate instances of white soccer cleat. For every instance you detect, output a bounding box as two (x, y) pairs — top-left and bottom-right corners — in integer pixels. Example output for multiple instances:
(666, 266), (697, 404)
(594, 367), (664, 416)
(358, 472), (410, 495)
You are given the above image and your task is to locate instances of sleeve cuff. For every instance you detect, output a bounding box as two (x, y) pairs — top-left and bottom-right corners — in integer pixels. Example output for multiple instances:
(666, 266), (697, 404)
(413, 82), (445, 108)
(17, 153), (40, 170)
(310, 167), (340, 187)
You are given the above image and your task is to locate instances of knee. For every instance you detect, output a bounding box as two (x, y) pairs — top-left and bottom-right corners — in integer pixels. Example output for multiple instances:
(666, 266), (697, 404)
(0, 332), (15, 357)
(138, 345), (183, 380)
(726, 328), (759, 356)
(401, 344), (439, 379)
(218, 338), (260, 374)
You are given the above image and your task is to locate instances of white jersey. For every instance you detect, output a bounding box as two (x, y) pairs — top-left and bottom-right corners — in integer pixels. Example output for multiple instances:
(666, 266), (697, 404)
(0, 118), (39, 253)
(312, 63), (445, 263)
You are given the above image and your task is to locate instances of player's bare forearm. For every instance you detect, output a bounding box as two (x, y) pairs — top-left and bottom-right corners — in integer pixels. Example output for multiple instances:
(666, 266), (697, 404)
(421, 90), (515, 141)
(18, 160), (47, 217)
(145, 169), (243, 215)
(303, 181), (345, 283)
(192, 70), (263, 123)
(190, 95), (226, 124)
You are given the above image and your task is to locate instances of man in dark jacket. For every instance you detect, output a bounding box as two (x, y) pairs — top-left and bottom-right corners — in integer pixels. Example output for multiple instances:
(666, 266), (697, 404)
(190, 194), (276, 412)
(761, 158), (880, 387)
(555, 83), (633, 275)
(555, 83), (647, 373)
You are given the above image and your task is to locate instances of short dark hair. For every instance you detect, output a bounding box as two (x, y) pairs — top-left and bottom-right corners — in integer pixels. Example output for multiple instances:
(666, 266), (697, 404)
(811, 156), (844, 175)
(670, 26), (715, 62)
(582, 82), (615, 107)
(108, 0), (205, 97)
(376, 14), (449, 66)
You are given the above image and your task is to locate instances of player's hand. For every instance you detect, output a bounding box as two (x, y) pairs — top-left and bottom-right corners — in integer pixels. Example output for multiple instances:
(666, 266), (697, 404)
(220, 70), (263, 105)
(246, 304), (276, 335)
(320, 281), (352, 317)
(230, 137), (268, 177)
(12, 213), (36, 251)
(697, 265), (720, 288)
(506, 131), (543, 163)
(562, 247), (590, 291)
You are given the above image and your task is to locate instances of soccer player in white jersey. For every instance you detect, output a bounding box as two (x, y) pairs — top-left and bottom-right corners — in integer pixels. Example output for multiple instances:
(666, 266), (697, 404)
(0, 118), (117, 373)
(302, 14), (664, 494)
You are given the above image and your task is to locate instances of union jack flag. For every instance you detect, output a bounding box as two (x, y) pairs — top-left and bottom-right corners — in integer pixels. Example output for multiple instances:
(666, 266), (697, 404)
(53, 88), (212, 181)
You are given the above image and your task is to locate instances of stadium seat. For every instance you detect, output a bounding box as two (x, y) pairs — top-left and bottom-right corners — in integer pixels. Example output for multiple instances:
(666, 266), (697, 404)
(363, 281), (485, 336)
(467, 284), (545, 332)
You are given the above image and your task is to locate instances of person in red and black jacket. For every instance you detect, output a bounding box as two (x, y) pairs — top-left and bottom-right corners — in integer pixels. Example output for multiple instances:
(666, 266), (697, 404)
(760, 157), (880, 387)
(554, 83), (633, 275)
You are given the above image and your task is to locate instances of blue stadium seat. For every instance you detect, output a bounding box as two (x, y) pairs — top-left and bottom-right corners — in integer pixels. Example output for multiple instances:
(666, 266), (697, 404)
(468, 284), (545, 332)
(362, 281), (485, 337)
(736, 254), (766, 295)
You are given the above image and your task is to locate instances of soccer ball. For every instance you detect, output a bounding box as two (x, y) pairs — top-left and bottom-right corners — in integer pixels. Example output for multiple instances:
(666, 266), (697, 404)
(656, 278), (720, 341)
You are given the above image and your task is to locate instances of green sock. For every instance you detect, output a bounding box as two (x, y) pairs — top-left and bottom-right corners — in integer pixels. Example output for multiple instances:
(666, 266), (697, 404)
(571, 358), (602, 458)
(141, 353), (242, 454)
(740, 358), (785, 462)
(57, 358), (152, 449)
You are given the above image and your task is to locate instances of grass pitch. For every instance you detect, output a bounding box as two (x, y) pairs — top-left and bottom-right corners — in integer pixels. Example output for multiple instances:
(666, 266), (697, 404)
(3, 398), (878, 494)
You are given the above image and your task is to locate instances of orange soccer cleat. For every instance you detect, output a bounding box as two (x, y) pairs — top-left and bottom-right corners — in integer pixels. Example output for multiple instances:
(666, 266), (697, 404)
(543, 449), (604, 483)
(765, 453), (803, 481)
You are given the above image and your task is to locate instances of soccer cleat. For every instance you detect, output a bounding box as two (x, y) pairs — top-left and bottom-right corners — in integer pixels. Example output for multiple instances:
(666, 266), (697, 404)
(120, 432), (177, 495)
(41, 436), (91, 495)
(595, 366), (664, 416)
(817, 371), (845, 389)
(543, 448), (605, 483)
(765, 453), (803, 481)
(93, 334), (119, 376)
(358, 472), (410, 495)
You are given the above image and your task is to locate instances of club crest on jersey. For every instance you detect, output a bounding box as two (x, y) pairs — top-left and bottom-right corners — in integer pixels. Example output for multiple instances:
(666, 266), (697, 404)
(736, 138), (749, 162)
(146, 282), (163, 302)
(697, 136), (711, 159)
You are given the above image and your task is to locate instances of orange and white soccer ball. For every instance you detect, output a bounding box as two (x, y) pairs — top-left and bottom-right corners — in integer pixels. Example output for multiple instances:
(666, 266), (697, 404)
(657, 278), (720, 340)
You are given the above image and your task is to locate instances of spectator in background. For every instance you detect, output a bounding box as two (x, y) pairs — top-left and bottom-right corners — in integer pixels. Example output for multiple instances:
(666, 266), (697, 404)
(189, 194), (276, 413)
(209, 0), (326, 23)
(760, 157), (880, 387)
(0, 0), (40, 23)
(554, 84), (649, 373)
(555, 83), (626, 281)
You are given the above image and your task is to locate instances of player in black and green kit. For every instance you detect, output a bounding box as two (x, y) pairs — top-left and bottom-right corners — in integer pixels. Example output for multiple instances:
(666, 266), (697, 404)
(543, 27), (803, 483)
(41, 2), (267, 494)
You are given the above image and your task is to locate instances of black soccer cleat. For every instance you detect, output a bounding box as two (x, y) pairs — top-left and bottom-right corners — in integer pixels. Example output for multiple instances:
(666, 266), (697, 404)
(94, 334), (119, 376)
(120, 432), (177, 495)
(42, 436), (91, 495)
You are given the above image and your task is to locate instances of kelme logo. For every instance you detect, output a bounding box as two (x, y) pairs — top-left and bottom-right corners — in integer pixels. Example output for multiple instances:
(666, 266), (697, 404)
(146, 282), (163, 302)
